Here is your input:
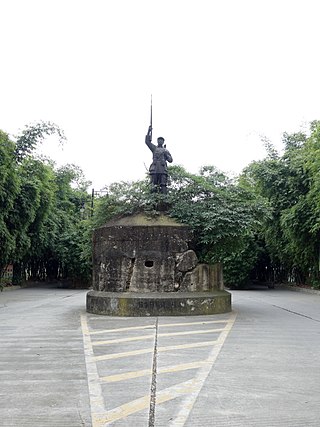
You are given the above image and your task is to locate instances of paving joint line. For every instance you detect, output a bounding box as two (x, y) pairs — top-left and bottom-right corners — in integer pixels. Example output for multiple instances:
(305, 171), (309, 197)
(148, 317), (158, 427)
(271, 304), (320, 322)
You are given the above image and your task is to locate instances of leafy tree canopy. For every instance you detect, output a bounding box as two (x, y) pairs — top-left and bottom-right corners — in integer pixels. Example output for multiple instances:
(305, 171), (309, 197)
(14, 121), (66, 163)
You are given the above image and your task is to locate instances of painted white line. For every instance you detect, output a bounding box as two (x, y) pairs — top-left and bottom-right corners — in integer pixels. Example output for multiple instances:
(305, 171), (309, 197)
(168, 312), (237, 426)
(91, 378), (200, 425)
(82, 312), (236, 426)
(81, 314), (106, 427)
(92, 393), (151, 425)
(90, 315), (234, 426)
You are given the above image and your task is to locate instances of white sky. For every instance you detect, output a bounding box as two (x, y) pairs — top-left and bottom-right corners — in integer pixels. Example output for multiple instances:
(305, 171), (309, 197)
(1, 0), (320, 190)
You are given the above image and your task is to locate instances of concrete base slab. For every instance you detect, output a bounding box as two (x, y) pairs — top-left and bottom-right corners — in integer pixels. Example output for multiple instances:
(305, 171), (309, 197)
(86, 290), (231, 316)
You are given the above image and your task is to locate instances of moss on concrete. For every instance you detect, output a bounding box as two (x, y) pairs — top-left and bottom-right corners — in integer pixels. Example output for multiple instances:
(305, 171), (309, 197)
(87, 290), (232, 316)
(104, 212), (184, 227)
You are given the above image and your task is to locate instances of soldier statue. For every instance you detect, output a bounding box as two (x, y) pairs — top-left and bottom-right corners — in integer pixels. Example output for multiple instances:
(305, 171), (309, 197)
(145, 124), (173, 193)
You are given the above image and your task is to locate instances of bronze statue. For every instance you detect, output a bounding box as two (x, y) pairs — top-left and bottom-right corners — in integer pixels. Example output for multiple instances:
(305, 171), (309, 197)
(145, 97), (173, 193)
(145, 125), (173, 193)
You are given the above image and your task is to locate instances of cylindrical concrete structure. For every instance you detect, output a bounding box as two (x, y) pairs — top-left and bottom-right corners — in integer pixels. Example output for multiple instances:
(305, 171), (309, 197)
(87, 213), (231, 316)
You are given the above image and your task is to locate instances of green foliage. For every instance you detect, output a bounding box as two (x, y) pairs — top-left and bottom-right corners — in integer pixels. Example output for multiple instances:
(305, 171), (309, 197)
(14, 121), (66, 163)
(92, 165), (268, 287)
(167, 165), (268, 263)
(0, 124), (91, 286)
(241, 121), (320, 285)
(92, 179), (152, 228)
(0, 131), (20, 272)
(3, 118), (320, 290)
(48, 165), (93, 283)
(222, 236), (260, 288)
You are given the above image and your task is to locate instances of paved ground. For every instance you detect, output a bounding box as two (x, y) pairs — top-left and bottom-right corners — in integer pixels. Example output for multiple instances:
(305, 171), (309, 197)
(0, 285), (319, 426)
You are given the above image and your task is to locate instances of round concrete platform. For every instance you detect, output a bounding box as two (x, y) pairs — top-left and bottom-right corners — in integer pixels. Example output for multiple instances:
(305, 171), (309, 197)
(86, 290), (231, 316)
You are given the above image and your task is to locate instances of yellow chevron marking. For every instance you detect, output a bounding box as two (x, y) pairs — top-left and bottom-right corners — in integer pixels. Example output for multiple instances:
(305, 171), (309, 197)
(89, 319), (228, 336)
(94, 340), (217, 362)
(92, 378), (196, 426)
(92, 327), (224, 346)
(89, 324), (155, 335)
(92, 333), (154, 346)
(84, 313), (237, 426)
(158, 319), (229, 328)
(100, 360), (206, 383)
(169, 311), (237, 426)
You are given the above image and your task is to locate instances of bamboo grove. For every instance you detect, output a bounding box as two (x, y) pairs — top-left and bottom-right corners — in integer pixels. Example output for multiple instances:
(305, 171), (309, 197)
(1, 120), (320, 289)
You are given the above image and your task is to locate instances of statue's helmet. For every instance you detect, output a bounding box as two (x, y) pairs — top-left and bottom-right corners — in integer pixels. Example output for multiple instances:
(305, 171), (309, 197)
(157, 137), (165, 144)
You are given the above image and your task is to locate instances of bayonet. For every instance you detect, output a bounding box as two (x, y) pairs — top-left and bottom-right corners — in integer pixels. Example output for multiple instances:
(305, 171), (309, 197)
(150, 94), (153, 142)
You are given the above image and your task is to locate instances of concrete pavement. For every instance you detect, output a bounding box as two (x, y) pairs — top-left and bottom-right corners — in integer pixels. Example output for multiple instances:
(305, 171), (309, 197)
(0, 285), (320, 426)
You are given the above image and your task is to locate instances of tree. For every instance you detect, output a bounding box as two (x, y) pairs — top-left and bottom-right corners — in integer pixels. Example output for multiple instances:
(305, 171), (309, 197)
(92, 165), (268, 287)
(11, 158), (57, 281)
(241, 121), (320, 287)
(48, 164), (92, 283)
(1, 122), (92, 286)
(14, 121), (66, 163)
(0, 131), (20, 274)
(14, 163), (93, 284)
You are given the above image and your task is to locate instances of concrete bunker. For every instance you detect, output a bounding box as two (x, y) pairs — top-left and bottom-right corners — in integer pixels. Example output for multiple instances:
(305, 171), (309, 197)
(87, 212), (231, 316)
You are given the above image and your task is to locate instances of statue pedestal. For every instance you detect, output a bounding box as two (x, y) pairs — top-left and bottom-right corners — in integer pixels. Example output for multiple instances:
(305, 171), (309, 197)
(87, 290), (230, 316)
(86, 213), (231, 316)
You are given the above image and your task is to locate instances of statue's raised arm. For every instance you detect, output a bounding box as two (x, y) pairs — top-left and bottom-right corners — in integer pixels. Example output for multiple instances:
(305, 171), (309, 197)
(145, 125), (155, 152)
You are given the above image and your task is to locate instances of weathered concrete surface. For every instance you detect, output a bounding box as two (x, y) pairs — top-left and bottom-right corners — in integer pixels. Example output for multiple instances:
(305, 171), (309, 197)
(1, 286), (320, 427)
(176, 249), (198, 272)
(181, 262), (224, 292)
(0, 285), (91, 427)
(86, 290), (231, 316)
(90, 212), (230, 315)
(92, 213), (192, 293)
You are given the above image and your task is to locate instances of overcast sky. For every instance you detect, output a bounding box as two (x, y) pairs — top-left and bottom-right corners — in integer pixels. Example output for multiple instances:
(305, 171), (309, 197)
(1, 0), (320, 189)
